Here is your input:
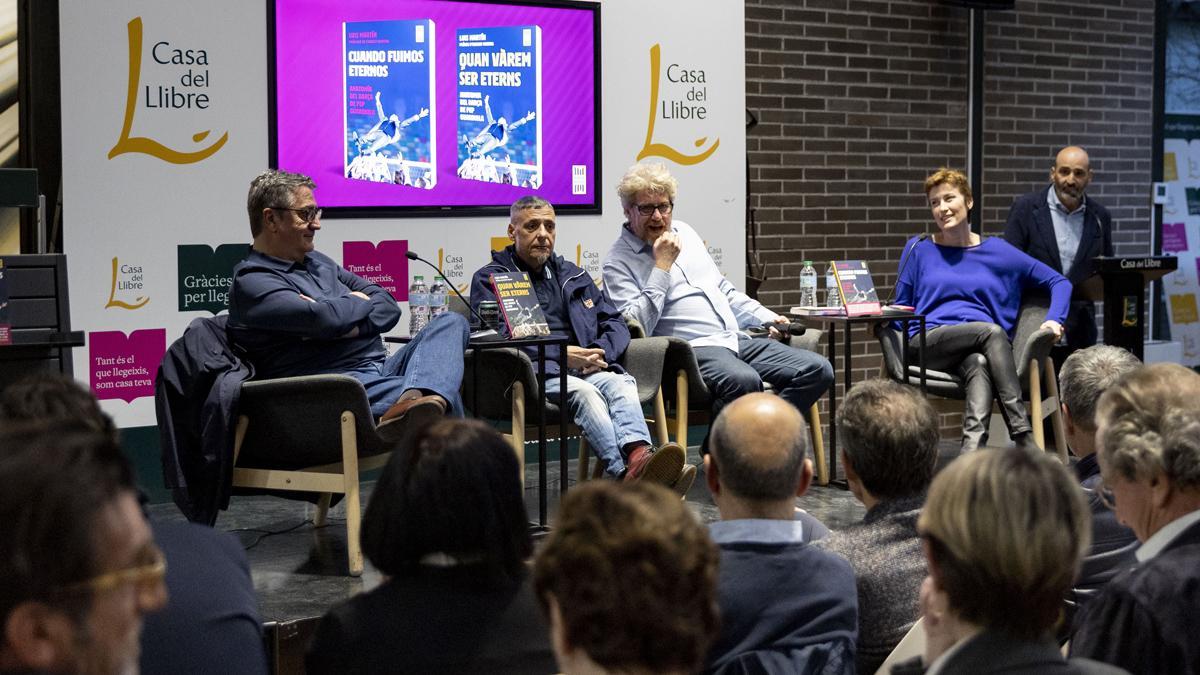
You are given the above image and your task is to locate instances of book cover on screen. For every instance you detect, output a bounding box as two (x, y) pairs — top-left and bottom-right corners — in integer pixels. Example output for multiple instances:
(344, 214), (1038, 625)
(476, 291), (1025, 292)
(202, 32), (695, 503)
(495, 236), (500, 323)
(833, 261), (882, 316)
(0, 259), (10, 345)
(344, 19), (436, 189)
(489, 272), (550, 338)
(456, 25), (542, 188)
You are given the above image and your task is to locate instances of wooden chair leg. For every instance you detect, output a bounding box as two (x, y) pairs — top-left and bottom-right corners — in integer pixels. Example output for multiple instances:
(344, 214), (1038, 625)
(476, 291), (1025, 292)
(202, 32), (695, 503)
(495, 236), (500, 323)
(1044, 356), (1069, 464)
(653, 388), (670, 447)
(675, 370), (689, 449)
(511, 381), (526, 490)
(340, 411), (364, 577)
(1028, 358), (1045, 450)
(808, 403), (828, 485)
(314, 493), (332, 527)
(232, 416), (249, 465)
(577, 435), (591, 483)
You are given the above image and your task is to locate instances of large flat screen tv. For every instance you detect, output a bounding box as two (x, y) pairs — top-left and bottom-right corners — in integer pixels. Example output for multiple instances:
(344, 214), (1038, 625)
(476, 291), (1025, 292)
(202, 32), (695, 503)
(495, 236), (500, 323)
(270, 0), (600, 217)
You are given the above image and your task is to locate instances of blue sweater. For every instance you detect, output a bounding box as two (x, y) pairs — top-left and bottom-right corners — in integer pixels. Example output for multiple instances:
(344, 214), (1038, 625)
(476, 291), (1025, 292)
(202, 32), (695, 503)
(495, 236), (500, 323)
(893, 236), (1071, 338)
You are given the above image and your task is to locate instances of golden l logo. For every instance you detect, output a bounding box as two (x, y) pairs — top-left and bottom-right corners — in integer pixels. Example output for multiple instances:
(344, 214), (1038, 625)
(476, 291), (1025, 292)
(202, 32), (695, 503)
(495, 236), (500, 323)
(108, 17), (228, 164)
(106, 257), (150, 310)
(637, 44), (719, 166)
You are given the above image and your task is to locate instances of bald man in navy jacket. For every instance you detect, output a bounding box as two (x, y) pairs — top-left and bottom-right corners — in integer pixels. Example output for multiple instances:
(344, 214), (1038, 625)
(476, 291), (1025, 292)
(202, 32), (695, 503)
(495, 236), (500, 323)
(1003, 146), (1113, 368)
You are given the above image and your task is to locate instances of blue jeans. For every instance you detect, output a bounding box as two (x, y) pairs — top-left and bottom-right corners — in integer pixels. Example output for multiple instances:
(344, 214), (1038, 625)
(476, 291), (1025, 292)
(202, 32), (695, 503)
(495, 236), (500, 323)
(544, 370), (652, 478)
(346, 312), (470, 418)
(694, 335), (833, 421)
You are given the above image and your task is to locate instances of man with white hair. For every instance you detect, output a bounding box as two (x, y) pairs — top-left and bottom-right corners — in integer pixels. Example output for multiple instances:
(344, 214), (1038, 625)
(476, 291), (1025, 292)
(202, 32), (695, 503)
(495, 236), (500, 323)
(602, 163), (833, 438)
(1070, 363), (1200, 674)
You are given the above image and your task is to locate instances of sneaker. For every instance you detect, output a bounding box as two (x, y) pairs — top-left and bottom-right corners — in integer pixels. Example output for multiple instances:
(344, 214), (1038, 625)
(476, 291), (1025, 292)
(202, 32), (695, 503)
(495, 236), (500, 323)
(623, 442), (686, 487)
(670, 464), (697, 499)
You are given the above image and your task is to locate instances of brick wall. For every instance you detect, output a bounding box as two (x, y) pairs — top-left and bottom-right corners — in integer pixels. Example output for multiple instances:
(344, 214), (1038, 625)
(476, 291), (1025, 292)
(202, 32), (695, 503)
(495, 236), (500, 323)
(744, 0), (1156, 443)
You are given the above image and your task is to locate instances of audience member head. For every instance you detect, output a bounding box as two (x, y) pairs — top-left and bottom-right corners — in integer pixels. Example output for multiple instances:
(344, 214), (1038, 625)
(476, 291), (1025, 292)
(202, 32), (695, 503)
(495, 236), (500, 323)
(246, 170), (321, 263)
(922, 168), (973, 205)
(0, 374), (119, 443)
(1095, 363), (1200, 542)
(361, 418), (532, 585)
(1058, 345), (1140, 457)
(837, 379), (938, 508)
(533, 481), (719, 675)
(918, 449), (1089, 641)
(0, 423), (167, 674)
(706, 392), (813, 520)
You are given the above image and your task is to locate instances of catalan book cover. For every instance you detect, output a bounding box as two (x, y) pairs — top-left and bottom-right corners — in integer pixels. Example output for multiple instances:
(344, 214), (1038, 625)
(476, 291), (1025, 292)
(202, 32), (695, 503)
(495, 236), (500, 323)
(833, 260), (882, 317)
(343, 19), (436, 189)
(456, 25), (542, 188)
(0, 258), (10, 345)
(489, 271), (550, 338)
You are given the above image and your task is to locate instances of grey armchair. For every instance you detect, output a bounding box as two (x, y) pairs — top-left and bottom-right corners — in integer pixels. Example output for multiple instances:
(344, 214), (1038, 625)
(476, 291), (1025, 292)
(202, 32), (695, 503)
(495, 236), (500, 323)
(231, 374), (393, 576)
(873, 294), (1067, 461)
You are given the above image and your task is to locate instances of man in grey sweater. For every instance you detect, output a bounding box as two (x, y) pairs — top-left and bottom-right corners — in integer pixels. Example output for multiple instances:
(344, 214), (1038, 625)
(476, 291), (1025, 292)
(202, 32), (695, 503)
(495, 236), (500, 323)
(818, 380), (939, 673)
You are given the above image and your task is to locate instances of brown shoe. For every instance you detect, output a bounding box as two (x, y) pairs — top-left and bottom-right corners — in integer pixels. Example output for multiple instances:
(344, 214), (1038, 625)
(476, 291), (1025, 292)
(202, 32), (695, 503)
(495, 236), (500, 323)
(671, 464), (697, 499)
(377, 394), (447, 443)
(623, 442), (685, 488)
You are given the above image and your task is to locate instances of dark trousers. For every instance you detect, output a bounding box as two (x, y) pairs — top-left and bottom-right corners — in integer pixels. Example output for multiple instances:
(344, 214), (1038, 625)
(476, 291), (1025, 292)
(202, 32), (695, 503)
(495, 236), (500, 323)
(908, 322), (1030, 451)
(695, 335), (834, 444)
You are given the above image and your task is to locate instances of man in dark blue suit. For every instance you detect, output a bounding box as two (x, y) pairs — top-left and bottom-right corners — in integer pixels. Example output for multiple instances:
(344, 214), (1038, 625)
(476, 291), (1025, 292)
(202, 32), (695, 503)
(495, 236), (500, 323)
(1003, 146), (1113, 368)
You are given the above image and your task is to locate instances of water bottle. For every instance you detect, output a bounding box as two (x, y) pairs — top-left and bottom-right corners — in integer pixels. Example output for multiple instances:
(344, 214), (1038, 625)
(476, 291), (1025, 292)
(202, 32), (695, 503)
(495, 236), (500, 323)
(825, 263), (841, 308)
(408, 275), (430, 334)
(798, 261), (817, 308)
(429, 277), (448, 317)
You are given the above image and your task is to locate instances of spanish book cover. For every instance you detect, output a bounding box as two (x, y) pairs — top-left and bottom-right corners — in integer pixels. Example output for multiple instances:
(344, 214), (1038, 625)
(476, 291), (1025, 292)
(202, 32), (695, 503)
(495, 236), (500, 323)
(456, 25), (542, 188)
(344, 18), (436, 189)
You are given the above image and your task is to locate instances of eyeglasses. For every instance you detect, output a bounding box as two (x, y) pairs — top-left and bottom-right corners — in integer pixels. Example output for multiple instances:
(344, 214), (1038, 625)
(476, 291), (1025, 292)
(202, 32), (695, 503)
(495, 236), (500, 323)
(55, 547), (167, 596)
(271, 206), (322, 224)
(634, 202), (673, 217)
(1095, 479), (1116, 511)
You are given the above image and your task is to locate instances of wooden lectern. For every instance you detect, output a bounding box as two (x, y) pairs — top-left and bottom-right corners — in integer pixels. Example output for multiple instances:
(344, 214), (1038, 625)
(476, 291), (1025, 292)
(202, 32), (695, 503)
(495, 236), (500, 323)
(1076, 256), (1178, 361)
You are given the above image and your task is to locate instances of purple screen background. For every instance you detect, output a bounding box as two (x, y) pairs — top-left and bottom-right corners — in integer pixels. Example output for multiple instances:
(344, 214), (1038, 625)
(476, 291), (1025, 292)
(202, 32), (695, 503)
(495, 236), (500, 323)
(274, 0), (597, 209)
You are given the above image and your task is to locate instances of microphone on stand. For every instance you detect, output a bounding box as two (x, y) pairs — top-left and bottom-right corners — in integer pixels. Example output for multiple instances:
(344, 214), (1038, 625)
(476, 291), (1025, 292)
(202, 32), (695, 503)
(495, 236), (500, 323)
(886, 234), (928, 306)
(405, 249), (495, 331)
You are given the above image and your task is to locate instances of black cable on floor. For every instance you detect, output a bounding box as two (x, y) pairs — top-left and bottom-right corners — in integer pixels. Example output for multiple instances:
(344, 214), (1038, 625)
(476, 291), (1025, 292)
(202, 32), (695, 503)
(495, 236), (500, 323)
(229, 518), (326, 551)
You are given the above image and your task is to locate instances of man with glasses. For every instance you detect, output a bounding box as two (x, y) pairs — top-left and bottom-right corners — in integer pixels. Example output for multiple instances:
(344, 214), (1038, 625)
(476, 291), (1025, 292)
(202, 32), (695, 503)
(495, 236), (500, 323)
(1055, 345), (1140, 632)
(1003, 146), (1113, 368)
(602, 162), (833, 443)
(0, 424), (168, 674)
(228, 170), (470, 439)
(470, 196), (694, 493)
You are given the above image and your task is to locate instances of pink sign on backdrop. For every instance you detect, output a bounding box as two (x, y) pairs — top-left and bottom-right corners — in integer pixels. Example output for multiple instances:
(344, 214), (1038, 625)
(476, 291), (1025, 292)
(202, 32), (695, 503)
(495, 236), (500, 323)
(1163, 222), (1189, 253)
(89, 329), (166, 403)
(342, 240), (409, 301)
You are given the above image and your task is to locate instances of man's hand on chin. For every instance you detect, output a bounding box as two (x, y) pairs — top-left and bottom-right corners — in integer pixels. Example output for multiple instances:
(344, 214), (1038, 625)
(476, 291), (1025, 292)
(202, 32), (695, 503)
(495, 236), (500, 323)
(652, 230), (681, 272)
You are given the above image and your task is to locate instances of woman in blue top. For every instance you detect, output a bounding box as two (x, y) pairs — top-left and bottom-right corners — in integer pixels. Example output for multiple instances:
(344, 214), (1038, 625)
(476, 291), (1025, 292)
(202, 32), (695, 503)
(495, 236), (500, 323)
(894, 169), (1072, 452)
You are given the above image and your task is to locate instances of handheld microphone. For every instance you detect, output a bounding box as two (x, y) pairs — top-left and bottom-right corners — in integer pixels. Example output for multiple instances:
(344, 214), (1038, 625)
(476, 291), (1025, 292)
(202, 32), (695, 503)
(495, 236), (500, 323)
(886, 234), (928, 306)
(746, 321), (807, 339)
(405, 249), (494, 330)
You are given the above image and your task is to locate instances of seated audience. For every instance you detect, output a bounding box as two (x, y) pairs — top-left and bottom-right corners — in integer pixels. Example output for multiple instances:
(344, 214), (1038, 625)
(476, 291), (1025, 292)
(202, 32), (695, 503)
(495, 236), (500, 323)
(897, 449), (1124, 675)
(471, 195), (691, 490)
(818, 380), (937, 674)
(307, 419), (556, 674)
(895, 168), (1071, 451)
(227, 169), (470, 440)
(0, 424), (169, 674)
(0, 375), (268, 674)
(1070, 363), (1200, 674)
(533, 481), (719, 675)
(1056, 346), (1140, 627)
(704, 393), (858, 674)
(602, 162), (833, 439)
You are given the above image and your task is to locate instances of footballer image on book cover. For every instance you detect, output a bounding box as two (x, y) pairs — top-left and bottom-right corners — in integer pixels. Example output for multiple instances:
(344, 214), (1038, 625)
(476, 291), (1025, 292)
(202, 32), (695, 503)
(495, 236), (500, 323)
(489, 271), (550, 338)
(456, 25), (542, 188)
(343, 19), (436, 189)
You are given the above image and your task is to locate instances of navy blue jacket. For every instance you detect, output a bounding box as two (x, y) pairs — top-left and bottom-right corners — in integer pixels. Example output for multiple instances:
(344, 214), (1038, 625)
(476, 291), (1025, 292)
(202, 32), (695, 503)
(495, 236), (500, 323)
(155, 315), (252, 524)
(1003, 188), (1113, 349)
(470, 247), (630, 377)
